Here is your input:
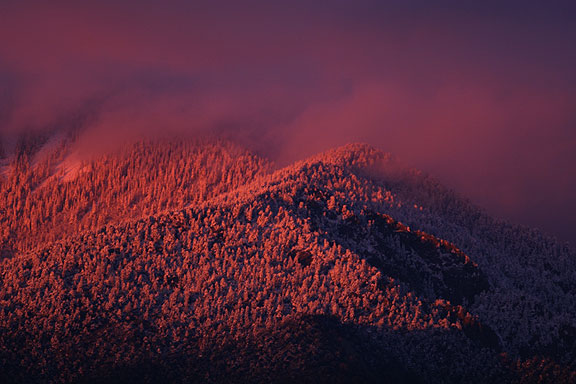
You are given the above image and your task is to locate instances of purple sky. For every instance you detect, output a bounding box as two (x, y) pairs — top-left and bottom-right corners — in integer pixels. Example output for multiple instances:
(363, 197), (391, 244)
(1, 1), (575, 245)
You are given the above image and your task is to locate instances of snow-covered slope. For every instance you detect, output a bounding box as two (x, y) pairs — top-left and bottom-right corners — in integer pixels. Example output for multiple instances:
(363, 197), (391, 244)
(0, 138), (574, 383)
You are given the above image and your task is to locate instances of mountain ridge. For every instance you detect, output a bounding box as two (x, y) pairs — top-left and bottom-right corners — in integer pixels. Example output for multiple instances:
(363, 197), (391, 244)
(0, 137), (575, 383)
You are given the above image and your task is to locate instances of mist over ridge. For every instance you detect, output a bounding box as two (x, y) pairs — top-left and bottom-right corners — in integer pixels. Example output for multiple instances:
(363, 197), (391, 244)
(1, 1), (575, 242)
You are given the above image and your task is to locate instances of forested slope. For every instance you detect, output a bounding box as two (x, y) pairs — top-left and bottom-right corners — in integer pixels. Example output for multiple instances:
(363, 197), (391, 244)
(0, 139), (574, 383)
(0, 136), (271, 255)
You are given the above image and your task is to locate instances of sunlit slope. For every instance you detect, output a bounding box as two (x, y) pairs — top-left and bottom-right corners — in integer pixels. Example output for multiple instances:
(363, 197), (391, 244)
(0, 142), (574, 383)
(0, 137), (272, 255)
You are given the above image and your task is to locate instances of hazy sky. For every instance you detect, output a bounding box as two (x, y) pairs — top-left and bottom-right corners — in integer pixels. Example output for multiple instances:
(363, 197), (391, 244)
(1, 0), (575, 245)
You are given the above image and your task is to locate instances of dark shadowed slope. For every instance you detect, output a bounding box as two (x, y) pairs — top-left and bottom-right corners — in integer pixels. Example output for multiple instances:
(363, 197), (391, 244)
(0, 140), (575, 383)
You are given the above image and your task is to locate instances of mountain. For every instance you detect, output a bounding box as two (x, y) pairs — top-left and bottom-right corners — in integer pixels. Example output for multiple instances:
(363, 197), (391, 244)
(0, 136), (575, 383)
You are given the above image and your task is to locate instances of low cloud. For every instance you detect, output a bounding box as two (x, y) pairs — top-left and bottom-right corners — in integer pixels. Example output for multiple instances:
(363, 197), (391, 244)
(1, 0), (575, 244)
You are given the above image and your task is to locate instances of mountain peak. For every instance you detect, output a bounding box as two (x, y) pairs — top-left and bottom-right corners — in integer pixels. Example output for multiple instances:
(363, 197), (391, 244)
(303, 142), (392, 169)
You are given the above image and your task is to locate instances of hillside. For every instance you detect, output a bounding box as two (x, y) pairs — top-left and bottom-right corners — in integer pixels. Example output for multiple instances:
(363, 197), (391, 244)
(0, 138), (575, 383)
(0, 135), (271, 255)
